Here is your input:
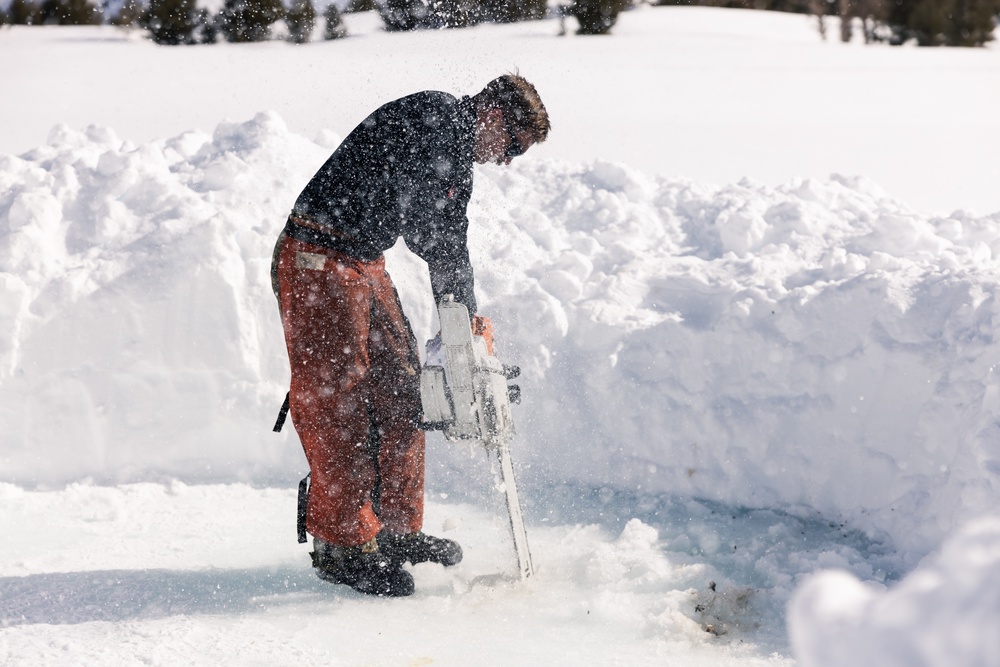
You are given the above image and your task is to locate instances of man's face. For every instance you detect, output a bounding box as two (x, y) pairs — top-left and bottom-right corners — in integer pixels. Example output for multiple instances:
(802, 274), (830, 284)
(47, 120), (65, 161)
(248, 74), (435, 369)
(473, 108), (536, 166)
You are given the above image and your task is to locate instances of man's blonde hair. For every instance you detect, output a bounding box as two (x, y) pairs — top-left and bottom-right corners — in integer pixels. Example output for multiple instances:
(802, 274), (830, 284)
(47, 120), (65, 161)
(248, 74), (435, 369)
(474, 74), (551, 143)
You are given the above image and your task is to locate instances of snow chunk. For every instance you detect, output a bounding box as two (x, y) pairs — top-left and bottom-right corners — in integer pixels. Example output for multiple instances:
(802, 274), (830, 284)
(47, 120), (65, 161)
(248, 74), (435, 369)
(789, 517), (1000, 667)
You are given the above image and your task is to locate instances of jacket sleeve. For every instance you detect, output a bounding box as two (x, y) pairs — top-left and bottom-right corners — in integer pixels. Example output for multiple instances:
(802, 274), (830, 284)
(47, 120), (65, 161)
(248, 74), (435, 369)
(401, 96), (478, 316)
(406, 189), (478, 316)
(421, 223), (477, 316)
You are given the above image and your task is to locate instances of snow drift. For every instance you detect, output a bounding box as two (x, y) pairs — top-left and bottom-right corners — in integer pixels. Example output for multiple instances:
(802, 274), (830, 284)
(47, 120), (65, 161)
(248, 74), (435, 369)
(789, 515), (1000, 667)
(3, 112), (1000, 567)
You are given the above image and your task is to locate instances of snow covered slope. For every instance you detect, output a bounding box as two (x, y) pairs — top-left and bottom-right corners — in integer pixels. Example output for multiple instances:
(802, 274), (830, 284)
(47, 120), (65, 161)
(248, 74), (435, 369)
(3, 8), (1000, 216)
(3, 112), (999, 563)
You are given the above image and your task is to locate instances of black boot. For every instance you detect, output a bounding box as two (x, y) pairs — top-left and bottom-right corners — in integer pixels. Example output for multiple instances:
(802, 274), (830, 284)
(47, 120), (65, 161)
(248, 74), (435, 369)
(311, 537), (414, 597)
(378, 530), (463, 567)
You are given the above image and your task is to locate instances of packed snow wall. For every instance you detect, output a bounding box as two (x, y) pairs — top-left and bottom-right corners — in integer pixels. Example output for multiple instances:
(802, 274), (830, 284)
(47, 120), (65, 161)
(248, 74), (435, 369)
(1, 113), (998, 561)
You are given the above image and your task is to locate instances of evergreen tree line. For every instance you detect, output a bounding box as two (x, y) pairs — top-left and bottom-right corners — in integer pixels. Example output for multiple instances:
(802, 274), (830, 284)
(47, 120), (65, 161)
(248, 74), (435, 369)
(0, 0), (350, 43)
(2, 0), (102, 25)
(655, 0), (1000, 46)
(2, 0), (994, 44)
(0, 0), (633, 39)
(373, 0), (634, 34)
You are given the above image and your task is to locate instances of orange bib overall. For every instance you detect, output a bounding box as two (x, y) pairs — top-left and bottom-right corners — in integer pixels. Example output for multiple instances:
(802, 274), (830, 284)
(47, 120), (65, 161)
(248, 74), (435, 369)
(275, 235), (425, 547)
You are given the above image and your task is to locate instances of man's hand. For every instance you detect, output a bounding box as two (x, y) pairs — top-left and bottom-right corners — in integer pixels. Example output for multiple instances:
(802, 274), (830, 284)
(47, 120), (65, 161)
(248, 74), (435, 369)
(472, 315), (494, 355)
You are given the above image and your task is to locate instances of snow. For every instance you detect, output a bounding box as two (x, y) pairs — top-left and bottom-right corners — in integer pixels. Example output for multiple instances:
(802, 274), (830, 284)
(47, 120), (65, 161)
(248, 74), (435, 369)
(2, 7), (1000, 666)
(0, 482), (799, 665)
(789, 516), (1000, 667)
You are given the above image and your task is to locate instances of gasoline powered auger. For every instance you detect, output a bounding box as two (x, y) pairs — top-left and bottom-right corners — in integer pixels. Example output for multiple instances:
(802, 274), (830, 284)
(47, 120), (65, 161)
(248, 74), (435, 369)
(419, 296), (533, 579)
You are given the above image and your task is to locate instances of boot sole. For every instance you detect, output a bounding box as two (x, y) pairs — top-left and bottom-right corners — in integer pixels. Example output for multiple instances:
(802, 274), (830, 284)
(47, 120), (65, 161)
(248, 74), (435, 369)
(314, 565), (415, 597)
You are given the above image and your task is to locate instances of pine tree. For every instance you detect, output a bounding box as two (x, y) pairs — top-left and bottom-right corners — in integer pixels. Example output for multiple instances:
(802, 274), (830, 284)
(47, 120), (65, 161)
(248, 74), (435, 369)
(218, 0), (285, 42)
(38, 0), (102, 24)
(425, 0), (480, 28)
(8, 0), (41, 24)
(570, 0), (630, 34)
(345, 0), (376, 10)
(377, 0), (425, 31)
(940, 0), (999, 46)
(324, 3), (348, 38)
(110, 0), (143, 27)
(885, 0), (998, 46)
(908, 0), (949, 44)
(286, 0), (316, 42)
(143, 0), (198, 44)
(376, 0), (484, 29)
(481, 0), (545, 23)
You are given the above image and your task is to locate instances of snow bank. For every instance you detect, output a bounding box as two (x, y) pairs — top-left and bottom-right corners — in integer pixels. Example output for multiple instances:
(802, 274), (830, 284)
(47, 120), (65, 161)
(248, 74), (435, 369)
(2, 114), (1000, 568)
(484, 159), (1000, 564)
(0, 113), (326, 484)
(788, 516), (1000, 667)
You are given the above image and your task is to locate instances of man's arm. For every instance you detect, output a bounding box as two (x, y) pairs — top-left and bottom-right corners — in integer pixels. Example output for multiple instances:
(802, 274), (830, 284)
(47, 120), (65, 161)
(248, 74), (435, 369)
(424, 236), (477, 316)
(401, 93), (478, 314)
(406, 202), (477, 316)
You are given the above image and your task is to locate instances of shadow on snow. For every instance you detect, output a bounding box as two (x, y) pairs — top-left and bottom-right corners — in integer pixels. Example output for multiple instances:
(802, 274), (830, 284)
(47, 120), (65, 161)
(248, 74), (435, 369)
(0, 565), (340, 628)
